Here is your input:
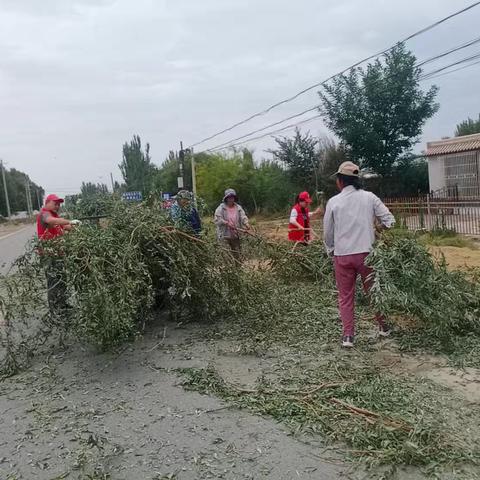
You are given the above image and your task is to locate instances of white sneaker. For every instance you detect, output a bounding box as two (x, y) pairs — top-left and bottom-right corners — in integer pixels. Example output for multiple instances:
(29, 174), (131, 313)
(379, 325), (392, 337)
(342, 336), (354, 348)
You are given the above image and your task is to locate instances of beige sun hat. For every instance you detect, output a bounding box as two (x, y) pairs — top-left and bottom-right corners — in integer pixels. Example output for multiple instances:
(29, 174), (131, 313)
(335, 161), (360, 177)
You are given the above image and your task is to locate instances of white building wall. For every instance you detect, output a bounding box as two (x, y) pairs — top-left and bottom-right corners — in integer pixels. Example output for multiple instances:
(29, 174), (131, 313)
(427, 156), (446, 193)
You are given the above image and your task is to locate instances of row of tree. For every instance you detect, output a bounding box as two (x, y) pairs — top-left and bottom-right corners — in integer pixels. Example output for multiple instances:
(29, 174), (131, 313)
(111, 130), (429, 214)
(0, 166), (44, 218)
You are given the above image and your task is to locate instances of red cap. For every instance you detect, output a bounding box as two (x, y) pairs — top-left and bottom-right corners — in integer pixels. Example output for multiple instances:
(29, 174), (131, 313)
(45, 194), (64, 204)
(298, 191), (312, 204)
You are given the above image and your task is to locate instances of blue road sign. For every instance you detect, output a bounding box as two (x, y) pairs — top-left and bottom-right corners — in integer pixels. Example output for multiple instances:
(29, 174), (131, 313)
(122, 191), (143, 202)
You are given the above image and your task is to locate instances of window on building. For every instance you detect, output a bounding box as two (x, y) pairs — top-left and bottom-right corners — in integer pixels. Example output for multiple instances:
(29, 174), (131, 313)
(444, 151), (479, 197)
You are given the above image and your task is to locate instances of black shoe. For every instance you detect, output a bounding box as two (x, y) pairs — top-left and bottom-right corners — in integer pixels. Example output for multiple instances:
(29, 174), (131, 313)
(342, 336), (354, 348)
(379, 324), (392, 337)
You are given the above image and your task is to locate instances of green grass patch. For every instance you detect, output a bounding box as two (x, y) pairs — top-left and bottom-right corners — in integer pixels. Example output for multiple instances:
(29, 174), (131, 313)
(419, 231), (476, 248)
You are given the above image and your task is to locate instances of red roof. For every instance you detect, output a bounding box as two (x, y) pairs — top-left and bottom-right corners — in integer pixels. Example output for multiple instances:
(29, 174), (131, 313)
(426, 133), (480, 156)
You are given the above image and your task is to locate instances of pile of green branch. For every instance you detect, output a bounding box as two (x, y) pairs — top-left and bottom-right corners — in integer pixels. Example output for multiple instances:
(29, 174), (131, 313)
(367, 235), (480, 342)
(265, 240), (333, 283)
(62, 202), (257, 347)
(0, 201), (256, 373)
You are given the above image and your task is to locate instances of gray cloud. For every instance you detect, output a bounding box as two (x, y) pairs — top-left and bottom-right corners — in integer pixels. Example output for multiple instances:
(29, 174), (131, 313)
(0, 0), (479, 194)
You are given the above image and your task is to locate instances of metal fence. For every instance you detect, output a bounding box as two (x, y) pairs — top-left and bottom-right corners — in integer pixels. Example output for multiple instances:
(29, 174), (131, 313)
(383, 196), (480, 236)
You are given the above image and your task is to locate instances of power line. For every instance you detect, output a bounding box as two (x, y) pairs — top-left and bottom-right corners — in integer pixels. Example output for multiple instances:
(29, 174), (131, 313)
(206, 106), (319, 152)
(189, 1), (480, 149)
(420, 50), (480, 80)
(209, 114), (323, 152)
(417, 35), (480, 67)
(205, 36), (480, 153)
(209, 48), (480, 152)
(423, 57), (480, 80)
(208, 49), (480, 154)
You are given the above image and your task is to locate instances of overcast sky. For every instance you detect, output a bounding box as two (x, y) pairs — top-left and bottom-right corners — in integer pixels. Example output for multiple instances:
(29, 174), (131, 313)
(1, 0), (479, 196)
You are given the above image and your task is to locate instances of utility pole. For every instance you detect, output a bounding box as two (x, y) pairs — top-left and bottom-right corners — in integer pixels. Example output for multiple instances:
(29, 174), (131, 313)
(25, 179), (33, 216)
(28, 181), (33, 214)
(190, 147), (197, 199)
(110, 172), (115, 193)
(1, 159), (11, 218)
(178, 141), (185, 190)
(36, 188), (42, 210)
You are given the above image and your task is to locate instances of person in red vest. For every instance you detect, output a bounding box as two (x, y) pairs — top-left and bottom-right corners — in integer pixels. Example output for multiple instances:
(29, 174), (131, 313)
(288, 191), (322, 244)
(37, 194), (77, 240)
(37, 194), (80, 315)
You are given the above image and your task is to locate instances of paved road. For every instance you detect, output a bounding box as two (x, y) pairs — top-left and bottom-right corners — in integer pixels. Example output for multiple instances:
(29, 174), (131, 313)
(0, 225), (36, 275)
(0, 324), (347, 480)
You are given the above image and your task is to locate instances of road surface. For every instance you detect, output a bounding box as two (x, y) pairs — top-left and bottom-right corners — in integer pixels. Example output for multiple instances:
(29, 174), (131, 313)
(0, 225), (35, 275)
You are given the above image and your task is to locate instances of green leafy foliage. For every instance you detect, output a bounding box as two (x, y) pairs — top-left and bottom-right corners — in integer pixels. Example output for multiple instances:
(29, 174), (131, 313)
(64, 192), (117, 218)
(0, 166), (44, 216)
(455, 113), (480, 136)
(61, 223), (153, 348)
(80, 182), (109, 196)
(268, 130), (346, 198)
(152, 150), (193, 195)
(367, 235), (480, 341)
(119, 135), (156, 195)
(1, 200), (254, 357)
(319, 43), (439, 176)
(364, 157), (430, 197)
(194, 150), (298, 214)
(268, 128), (319, 187)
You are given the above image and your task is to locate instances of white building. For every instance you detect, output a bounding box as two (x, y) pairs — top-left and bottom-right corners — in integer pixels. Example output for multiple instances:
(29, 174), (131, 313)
(426, 133), (480, 197)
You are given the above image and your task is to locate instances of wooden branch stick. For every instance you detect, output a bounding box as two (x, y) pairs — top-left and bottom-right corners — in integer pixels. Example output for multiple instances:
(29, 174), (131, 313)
(330, 398), (413, 432)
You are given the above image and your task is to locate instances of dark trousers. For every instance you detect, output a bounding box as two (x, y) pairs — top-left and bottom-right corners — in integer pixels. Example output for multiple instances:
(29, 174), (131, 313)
(44, 258), (67, 315)
(224, 237), (242, 262)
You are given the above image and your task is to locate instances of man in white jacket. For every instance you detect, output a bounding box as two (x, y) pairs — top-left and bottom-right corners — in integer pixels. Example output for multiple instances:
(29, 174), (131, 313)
(323, 162), (395, 348)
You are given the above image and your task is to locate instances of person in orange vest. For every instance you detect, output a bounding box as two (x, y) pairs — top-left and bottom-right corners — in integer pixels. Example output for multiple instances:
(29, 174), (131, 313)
(37, 194), (80, 315)
(288, 191), (322, 244)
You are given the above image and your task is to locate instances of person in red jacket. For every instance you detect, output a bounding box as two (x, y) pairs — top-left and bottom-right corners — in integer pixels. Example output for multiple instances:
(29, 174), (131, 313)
(37, 194), (80, 316)
(288, 191), (322, 244)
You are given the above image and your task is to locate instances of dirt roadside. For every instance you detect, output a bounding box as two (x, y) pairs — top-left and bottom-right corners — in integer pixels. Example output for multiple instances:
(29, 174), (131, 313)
(430, 245), (480, 269)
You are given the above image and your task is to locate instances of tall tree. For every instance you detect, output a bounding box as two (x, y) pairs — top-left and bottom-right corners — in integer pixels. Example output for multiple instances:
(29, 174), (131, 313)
(119, 135), (156, 194)
(81, 182), (109, 196)
(152, 150), (192, 195)
(455, 114), (480, 136)
(316, 138), (348, 199)
(319, 43), (439, 176)
(0, 167), (44, 216)
(268, 128), (319, 188)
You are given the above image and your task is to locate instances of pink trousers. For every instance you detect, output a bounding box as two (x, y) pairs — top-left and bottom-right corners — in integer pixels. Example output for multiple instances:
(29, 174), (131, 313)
(334, 253), (385, 337)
